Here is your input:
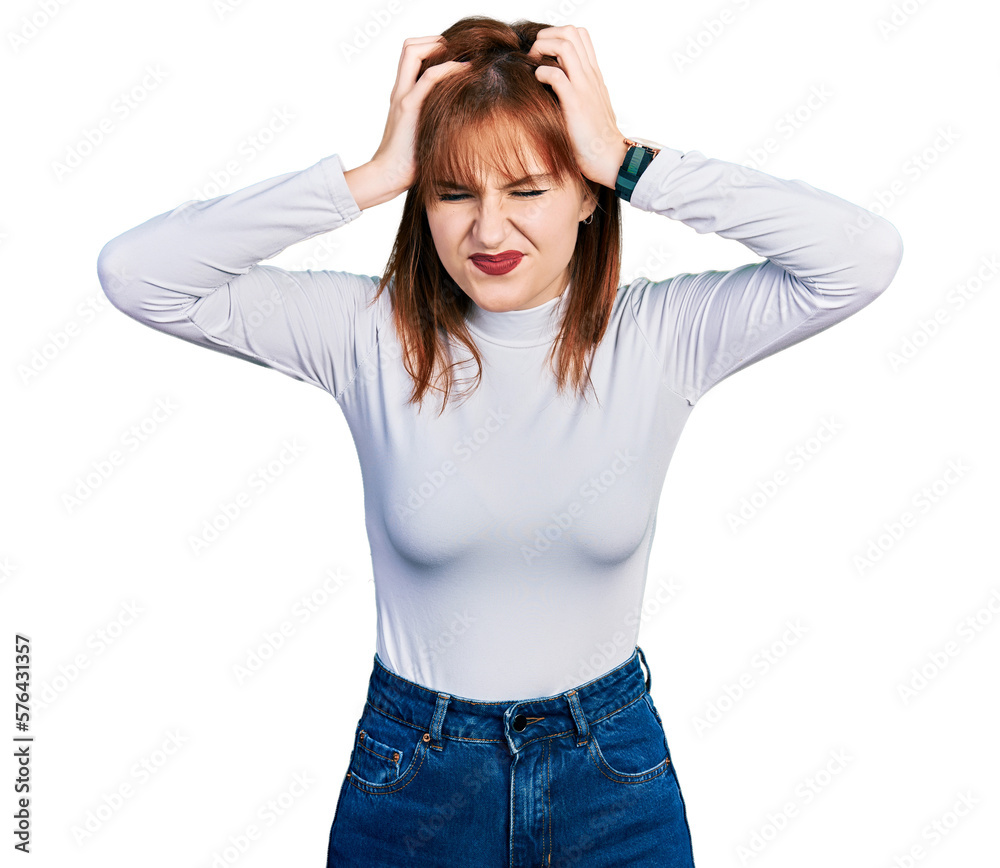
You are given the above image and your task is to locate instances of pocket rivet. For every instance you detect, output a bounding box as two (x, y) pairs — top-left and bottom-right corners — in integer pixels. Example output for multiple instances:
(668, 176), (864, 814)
(422, 733), (431, 742)
(392, 752), (400, 762)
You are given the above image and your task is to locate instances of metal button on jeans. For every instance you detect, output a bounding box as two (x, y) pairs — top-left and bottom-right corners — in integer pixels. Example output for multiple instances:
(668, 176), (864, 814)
(512, 713), (527, 732)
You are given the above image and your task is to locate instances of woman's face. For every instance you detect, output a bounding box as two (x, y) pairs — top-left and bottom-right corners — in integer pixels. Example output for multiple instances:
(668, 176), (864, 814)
(425, 154), (597, 312)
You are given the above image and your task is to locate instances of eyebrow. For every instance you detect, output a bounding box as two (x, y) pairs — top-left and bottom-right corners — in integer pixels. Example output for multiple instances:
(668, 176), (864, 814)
(436, 173), (555, 191)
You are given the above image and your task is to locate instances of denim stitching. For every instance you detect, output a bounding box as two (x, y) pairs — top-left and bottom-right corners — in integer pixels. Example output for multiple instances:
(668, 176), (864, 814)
(357, 730), (398, 763)
(347, 746), (427, 795)
(365, 680), (645, 746)
(584, 695), (673, 784)
(586, 741), (672, 785)
(546, 737), (552, 863)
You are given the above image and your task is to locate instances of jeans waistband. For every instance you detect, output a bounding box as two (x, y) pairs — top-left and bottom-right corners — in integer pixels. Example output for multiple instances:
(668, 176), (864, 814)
(362, 645), (653, 754)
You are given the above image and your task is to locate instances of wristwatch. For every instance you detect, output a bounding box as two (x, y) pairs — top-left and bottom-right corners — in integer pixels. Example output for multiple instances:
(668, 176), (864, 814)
(615, 137), (663, 202)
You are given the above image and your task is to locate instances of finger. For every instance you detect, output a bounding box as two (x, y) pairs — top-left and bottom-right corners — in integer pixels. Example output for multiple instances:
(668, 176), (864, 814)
(395, 35), (443, 79)
(532, 32), (598, 90)
(527, 30), (580, 61)
(533, 63), (569, 98)
(414, 59), (468, 89)
(537, 25), (598, 72)
(528, 34), (585, 83)
(575, 28), (603, 83)
(399, 35), (447, 78)
(396, 35), (449, 93)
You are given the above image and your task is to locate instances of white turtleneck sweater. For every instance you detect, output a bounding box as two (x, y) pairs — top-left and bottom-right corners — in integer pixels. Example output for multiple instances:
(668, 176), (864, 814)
(97, 147), (903, 700)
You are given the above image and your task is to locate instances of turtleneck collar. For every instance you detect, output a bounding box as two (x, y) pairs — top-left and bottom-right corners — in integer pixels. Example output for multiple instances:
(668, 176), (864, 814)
(464, 289), (569, 348)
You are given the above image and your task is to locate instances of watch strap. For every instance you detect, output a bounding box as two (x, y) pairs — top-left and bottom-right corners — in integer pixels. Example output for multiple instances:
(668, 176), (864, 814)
(615, 142), (658, 202)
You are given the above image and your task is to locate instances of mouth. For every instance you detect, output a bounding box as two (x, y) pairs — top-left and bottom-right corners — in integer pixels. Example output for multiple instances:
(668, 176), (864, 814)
(470, 251), (524, 276)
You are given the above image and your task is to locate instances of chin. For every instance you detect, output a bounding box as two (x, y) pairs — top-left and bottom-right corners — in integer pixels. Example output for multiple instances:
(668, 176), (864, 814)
(468, 290), (529, 312)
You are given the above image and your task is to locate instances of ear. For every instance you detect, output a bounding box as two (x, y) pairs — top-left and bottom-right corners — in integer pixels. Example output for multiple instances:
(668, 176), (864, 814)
(578, 183), (599, 222)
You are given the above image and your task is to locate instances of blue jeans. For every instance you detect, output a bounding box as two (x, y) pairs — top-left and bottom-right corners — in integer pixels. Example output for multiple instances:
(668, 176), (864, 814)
(326, 646), (696, 866)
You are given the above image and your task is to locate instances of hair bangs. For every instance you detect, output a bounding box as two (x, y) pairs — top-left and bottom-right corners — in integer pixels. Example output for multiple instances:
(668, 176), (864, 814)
(420, 109), (576, 205)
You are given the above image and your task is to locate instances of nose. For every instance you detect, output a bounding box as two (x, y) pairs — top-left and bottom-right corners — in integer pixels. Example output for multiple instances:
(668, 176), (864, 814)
(472, 197), (512, 249)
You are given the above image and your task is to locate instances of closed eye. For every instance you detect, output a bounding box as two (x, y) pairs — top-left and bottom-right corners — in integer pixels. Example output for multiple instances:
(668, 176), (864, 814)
(436, 189), (548, 202)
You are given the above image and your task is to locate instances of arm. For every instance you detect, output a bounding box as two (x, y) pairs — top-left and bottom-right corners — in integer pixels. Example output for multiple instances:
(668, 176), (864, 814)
(627, 146), (904, 406)
(96, 30), (468, 401)
(95, 153), (390, 400)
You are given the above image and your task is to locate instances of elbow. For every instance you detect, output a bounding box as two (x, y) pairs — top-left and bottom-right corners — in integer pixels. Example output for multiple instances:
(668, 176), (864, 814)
(97, 230), (208, 330)
(96, 236), (139, 315)
(865, 217), (904, 298)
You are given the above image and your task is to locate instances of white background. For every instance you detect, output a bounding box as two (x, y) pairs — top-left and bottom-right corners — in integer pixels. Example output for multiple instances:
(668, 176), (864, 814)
(3, 0), (998, 865)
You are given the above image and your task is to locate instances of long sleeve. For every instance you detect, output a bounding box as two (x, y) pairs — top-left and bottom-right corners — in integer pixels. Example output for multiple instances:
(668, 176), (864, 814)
(627, 146), (904, 406)
(96, 153), (386, 400)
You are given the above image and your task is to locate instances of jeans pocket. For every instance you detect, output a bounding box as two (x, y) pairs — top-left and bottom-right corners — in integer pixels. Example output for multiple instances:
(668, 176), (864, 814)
(346, 704), (430, 795)
(587, 693), (672, 785)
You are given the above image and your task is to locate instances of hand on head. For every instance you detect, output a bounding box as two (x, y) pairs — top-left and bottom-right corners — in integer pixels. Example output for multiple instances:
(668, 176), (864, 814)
(527, 26), (626, 189)
(370, 36), (469, 194)
(370, 25), (625, 196)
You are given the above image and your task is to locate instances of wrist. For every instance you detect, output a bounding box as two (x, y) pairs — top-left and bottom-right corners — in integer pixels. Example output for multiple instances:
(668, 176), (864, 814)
(599, 139), (630, 190)
(344, 159), (409, 211)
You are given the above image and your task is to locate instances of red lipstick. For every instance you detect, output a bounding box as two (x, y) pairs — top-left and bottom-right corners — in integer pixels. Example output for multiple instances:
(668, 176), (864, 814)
(470, 251), (523, 276)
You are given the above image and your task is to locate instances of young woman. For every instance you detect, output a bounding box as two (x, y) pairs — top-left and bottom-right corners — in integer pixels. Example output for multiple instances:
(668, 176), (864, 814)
(97, 16), (903, 868)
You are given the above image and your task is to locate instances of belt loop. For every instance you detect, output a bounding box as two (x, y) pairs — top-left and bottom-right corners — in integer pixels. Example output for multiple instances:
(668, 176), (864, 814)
(429, 693), (450, 750)
(636, 645), (651, 693)
(565, 689), (591, 748)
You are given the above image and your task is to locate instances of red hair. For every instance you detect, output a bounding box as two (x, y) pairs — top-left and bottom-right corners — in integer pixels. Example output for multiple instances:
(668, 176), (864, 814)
(371, 15), (623, 416)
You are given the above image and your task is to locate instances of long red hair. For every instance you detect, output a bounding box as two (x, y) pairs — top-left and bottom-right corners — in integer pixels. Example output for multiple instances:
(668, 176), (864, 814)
(371, 15), (623, 416)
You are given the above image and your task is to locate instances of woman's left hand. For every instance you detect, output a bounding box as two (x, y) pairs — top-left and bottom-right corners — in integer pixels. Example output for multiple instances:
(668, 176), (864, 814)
(527, 25), (627, 190)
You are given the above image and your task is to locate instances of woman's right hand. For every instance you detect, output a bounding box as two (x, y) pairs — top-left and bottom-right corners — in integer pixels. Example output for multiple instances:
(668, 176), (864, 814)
(370, 36), (467, 196)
